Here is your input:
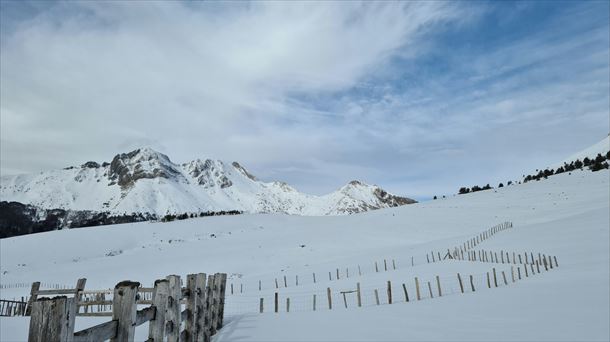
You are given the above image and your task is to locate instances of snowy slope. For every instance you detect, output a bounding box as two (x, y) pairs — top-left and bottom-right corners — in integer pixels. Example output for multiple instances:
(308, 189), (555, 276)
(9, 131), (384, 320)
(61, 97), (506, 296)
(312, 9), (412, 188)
(1, 168), (608, 341)
(554, 134), (610, 167)
(0, 148), (415, 216)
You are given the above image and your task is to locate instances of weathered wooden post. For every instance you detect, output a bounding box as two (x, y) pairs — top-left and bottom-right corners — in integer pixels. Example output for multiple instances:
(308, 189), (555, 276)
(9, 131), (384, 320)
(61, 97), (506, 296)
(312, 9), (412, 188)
(25, 282), (41, 316)
(402, 284), (409, 302)
(486, 272), (491, 288)
(274, 292), (278, 313)
(357, 283), (362, 307)
(536, 260), (541, 273)
(469, 275), (475, 292)
(384, 259), (388, 271)
(501, 271), (508, 286)
(111, 281), (140, 342)
(327, 288), (332, 310)
(374, 289), (380, 305)
(148, 279), (169, 341)
(313, 294), (316, 311)
(436, 276), (442, 297)
(216, 273), (227, 330)
(166, 275), (181, 342)
(554, 256), (559, 267)
(427, 282), (434, 299)
(493, 268), (498, 287)
(259, 298), (264, 313)
(28, 297), (75, 342)
(286, 298), (290, 312)
(186, 274), (197, 340)
(457, 273), (464, 293)
(284, 276), (287, 287)
(203, 274), (215, 342)
(415, 277), (421, 300)
(387, 281), (392, 304)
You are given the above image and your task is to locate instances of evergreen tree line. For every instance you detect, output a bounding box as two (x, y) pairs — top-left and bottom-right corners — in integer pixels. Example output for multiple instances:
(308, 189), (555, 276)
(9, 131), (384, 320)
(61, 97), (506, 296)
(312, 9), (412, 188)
(451, 151), (610, 197)
(161, 210), (243, 222)
(523, 151), (609, 183)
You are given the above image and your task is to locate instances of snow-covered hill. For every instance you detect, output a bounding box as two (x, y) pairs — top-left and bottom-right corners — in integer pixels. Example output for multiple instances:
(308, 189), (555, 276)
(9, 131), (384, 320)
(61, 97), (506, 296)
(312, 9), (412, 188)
(0, 148), (415, 216)
(1, 165), (608, 341)
(553, 134), (610, 168)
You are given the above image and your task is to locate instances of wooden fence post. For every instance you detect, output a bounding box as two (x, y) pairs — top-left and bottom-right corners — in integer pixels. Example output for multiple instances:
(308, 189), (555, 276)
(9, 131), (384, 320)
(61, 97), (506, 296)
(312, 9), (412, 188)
(327, 288), (332, 310)
(357, 283), (362, 307)
(313, 294), (316, 311)
(336, 268), (340, 280)
(502, 271), (508, 286)
(73, 278), (86, 317)
(286, 298), (290, 312)
(274, 293), (278, 313)
(415, 277), (421, 300)
(284, 276), (287, 287)
(203, 274), (215, 342)
(216, 273), (227, 330)
(384, 259), (388, 271)
(111, 281), (140, 342)
(342, 292), (348, 308)
(259, 298), (264, 313)
(402, 284), (409, 302)
(486, 272), (491, 288)
(148, 279), (169, 341)
(493, 268), (498, 287)
(524, 263), (529, 277)
(427, 282), (433, 299)
(25, 282), (40, 316)
(469, 275), (475, 292)
(28, 297), (75, 342)
(511, 267), (515, 283)
(457, 274), (464, 293)
(166, 275), (181, 342)
(313, 273), (316, 283)
(387, 281), (392, 304)
(436, 276), (442, 297)
(185, 274), (197, 341)
(374, 289), (380, 305)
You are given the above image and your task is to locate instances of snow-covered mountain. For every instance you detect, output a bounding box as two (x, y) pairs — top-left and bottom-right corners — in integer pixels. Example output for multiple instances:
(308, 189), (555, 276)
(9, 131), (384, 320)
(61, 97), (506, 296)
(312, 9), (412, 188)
(0, 148), (415, 216)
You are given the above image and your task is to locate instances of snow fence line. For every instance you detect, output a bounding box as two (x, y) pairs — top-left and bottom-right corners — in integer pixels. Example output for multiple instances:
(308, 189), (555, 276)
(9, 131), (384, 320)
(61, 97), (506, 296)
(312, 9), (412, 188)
(235, 253), (559, 314)
(22, 273), (227, 342)
(224, 221), (515, 295)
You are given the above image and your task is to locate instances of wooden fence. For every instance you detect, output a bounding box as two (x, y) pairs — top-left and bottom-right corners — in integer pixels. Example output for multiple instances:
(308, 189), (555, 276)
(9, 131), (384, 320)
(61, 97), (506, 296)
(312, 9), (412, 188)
(252, 255), (559, 314)
(0, 299), (27, 316)
(26, 272), (227, 342)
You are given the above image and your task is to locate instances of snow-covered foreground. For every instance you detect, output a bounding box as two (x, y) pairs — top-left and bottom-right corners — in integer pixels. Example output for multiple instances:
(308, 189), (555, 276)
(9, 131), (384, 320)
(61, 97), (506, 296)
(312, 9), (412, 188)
(1, 170), (609, 341)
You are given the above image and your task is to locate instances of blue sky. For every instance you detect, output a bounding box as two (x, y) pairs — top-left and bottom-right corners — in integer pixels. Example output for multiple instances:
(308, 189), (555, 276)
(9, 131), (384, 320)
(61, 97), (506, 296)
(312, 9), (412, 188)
(1, 1), (608, 200)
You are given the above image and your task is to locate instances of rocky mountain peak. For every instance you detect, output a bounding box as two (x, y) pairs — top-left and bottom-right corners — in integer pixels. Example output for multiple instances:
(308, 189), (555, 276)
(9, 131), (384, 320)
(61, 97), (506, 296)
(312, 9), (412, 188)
(107, 147), (183, 188)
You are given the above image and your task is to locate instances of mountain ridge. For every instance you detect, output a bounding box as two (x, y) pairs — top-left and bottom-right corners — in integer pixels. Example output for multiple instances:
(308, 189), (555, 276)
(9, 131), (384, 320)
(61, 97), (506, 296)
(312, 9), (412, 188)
(0, 147), (416, 216)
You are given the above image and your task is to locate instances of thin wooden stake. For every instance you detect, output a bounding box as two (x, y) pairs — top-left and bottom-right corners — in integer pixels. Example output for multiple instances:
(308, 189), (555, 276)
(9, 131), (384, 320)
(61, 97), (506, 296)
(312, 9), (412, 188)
(436, 276), (442, 297)
(374, 289), (380, 305)
(457, 273), (464, 293)
(415, 277), (421, 300)
(469, 275), (475, 292)
(402, 283), (409, 302)
(387, 281), (392, 304)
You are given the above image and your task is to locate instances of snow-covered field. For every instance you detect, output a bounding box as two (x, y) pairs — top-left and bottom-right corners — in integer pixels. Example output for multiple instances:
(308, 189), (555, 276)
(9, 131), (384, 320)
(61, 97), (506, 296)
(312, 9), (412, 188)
(1, 169), (609, 341)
